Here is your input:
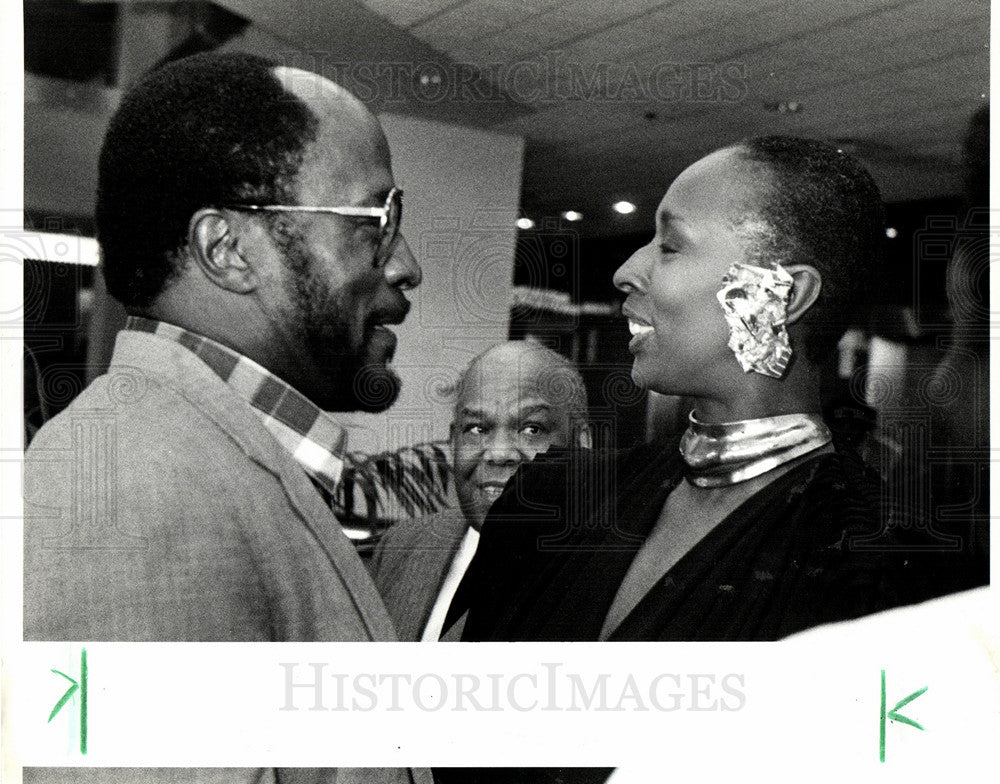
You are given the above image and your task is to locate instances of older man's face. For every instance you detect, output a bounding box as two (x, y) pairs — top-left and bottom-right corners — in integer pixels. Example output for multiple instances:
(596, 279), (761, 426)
(251, 70), (422, 411)
(451, 350), (579, 530)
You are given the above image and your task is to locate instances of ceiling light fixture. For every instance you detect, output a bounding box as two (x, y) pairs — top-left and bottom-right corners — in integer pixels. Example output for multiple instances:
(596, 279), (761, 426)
(885, 227), (898, 239)
(613, 201), (636, 215)
(516, 217), (535, 230)
(767, 100), (803, 114)
(562, 210), (583, 221)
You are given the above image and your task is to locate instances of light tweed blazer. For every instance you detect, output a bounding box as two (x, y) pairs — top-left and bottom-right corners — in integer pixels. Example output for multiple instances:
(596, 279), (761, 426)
(24, 329), (397, 642)
(22, 770), (426, 784)
(23, 330), (430, 784)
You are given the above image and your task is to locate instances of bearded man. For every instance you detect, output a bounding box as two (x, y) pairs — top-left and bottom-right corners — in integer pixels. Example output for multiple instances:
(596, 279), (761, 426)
(24, 52), (423, 645)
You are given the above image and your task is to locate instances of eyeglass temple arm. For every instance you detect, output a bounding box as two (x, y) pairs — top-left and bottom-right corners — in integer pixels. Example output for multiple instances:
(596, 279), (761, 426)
(229, 205), (386, 217)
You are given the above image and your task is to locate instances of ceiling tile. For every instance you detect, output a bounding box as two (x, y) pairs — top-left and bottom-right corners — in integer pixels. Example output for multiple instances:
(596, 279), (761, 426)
(360, 0), (471, 29)
(234, 0), (989, 234)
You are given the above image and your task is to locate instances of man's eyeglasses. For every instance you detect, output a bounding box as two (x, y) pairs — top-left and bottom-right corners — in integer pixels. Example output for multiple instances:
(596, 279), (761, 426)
(224, 187), (402, 266)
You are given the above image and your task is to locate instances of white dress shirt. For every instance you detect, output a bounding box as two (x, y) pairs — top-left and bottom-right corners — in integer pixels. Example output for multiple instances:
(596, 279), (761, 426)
(421, 526), (480, 641)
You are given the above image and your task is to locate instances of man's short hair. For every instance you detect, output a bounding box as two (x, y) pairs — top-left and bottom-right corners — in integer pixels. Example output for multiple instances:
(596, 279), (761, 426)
(453, 341), (590, 426)
(96, 52), (319, 308)
(730, 135), (886, 361)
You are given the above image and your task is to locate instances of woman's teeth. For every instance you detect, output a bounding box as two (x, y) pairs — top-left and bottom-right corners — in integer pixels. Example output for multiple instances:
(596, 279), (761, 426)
(628, 320), (654, 337)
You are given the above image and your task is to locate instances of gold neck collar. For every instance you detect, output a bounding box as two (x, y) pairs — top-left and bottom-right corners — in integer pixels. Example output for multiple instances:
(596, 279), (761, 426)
(680, 410), (832, 488)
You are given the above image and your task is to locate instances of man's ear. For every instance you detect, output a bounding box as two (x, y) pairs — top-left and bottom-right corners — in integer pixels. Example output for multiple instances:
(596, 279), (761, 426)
(575, 423), (594, 450)
(188, 209), (258, 294)
(784, 264), (822, 325)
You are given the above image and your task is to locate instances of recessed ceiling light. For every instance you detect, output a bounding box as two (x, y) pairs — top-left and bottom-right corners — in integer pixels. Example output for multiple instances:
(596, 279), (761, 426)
(516, 218), (535, 230)
(613, 201), (636, 215)
(767, 100), (803, 114)
(885, 227), (898, 239)
(562, 210), (583, 221)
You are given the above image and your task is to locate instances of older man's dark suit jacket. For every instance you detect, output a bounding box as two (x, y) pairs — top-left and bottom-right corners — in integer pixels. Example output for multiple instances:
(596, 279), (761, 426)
(370, 507), (470, 641)
(452, 438), (945, 642)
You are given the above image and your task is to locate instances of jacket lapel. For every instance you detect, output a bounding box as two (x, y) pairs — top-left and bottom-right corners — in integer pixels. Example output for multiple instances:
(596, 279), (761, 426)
(108, 331), (397, 641)
(422, 515), (469, 627)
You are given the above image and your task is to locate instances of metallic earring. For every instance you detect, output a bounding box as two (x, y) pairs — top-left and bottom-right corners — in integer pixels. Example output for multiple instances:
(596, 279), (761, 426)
(716, 262), (794, 378)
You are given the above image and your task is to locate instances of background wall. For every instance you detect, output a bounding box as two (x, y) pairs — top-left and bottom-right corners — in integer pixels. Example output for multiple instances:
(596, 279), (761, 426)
(340, 112), (524, 453)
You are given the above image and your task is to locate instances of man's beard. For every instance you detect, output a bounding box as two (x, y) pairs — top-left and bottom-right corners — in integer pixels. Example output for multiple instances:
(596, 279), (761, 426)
(275, 224), (401, 413)
(302, 315), (402, 414)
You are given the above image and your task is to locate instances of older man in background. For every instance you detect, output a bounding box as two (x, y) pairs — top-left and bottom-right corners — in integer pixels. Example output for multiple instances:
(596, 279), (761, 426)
(371, 341), (591, 641)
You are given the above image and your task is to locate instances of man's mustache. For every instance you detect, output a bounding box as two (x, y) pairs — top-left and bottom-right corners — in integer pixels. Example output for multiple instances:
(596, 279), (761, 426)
(370, 299), (411, 329)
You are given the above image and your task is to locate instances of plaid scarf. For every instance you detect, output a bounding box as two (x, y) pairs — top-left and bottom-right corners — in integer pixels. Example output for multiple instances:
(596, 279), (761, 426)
(123, 317), (453, 544)
(124, 316), (348, 499)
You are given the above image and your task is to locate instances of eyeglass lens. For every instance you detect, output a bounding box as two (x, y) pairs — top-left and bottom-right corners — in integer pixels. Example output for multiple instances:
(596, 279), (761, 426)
(378, 190), (402, 259)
